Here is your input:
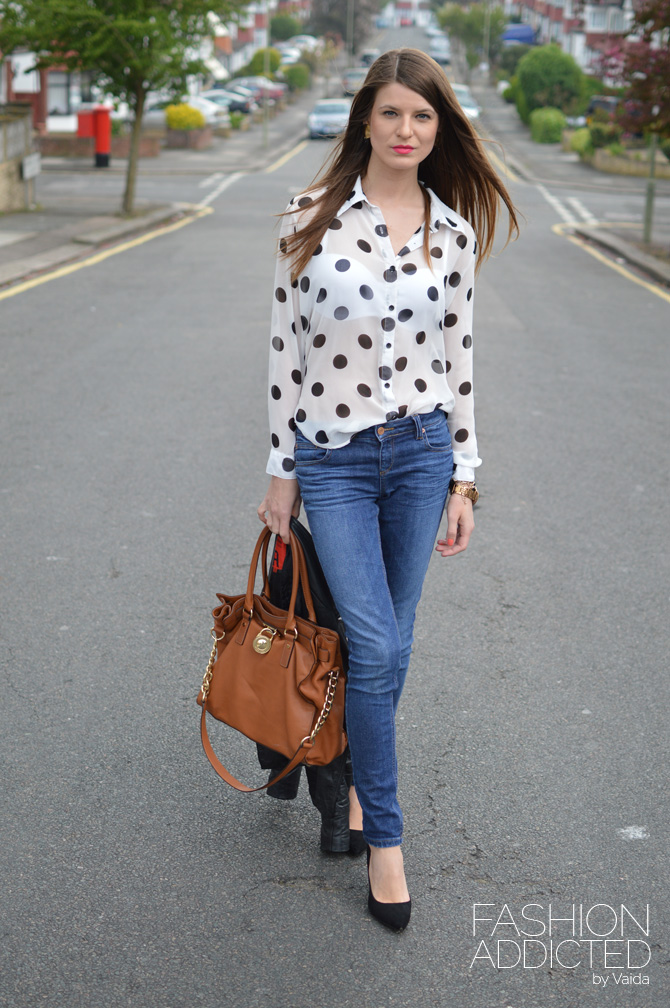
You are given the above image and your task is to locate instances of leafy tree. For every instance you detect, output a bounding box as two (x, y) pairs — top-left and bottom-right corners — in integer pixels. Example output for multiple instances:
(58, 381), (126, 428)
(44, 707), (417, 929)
(270, 14), (302, 42)
(438, 4), (506, 77)
(0, 0), (244, 214)
(596, 0), (670, 136)
(498, 43), (531, 79)
(516, 44), (583, 116)
(308, 0), (380, 54)
(243, 48), (282, 76)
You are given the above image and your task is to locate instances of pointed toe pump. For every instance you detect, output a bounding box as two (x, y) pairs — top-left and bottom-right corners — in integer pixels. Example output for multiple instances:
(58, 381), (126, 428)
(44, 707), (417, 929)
(348, 829), (367, 857)
(366, 847), (412, 932)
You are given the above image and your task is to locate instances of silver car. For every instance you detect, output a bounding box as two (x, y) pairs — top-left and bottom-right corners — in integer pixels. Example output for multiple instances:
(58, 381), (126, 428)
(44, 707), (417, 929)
(308, 99), (351, 139)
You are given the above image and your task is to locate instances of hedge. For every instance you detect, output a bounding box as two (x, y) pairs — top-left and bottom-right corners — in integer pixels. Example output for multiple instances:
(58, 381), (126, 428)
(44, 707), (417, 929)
(530, 107), (566, 143)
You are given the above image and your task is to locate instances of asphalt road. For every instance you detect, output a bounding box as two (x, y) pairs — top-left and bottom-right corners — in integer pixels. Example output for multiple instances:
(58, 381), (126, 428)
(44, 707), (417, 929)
(2, 40), (669, 1008)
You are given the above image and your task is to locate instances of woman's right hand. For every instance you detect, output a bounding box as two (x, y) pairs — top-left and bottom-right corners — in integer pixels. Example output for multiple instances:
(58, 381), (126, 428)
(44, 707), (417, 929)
(257, 476), (302, 544)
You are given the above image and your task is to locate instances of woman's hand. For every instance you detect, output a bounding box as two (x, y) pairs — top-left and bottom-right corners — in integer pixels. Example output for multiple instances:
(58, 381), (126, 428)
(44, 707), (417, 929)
(257, 476), (302, 544)
(435, 493), (474, 557)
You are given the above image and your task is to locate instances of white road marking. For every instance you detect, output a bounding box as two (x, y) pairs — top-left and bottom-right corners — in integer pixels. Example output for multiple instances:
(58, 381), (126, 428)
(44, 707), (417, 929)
(197, 171), (245, 209)
(536, 183), (576, 224)
(567, 196), (598, 224)
(198, 172), (224, 189)
(617, 826), (649, 840)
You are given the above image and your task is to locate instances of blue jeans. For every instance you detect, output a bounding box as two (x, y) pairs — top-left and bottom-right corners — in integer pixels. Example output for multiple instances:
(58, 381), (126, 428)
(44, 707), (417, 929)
(295, 409), (453, 847)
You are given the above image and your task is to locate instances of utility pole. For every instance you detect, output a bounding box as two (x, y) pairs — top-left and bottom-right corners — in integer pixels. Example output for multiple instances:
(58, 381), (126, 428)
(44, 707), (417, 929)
(347, 0), (355, 67)
(263, 0), (270, 149)
(643, 105), (660, 245)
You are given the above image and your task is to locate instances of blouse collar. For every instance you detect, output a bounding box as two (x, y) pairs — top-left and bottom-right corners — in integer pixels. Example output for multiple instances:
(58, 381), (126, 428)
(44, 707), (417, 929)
(336, 176), (469, 237)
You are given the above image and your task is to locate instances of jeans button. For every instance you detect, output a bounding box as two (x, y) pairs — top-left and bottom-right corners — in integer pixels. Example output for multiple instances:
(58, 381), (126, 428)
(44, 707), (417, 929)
(377, 426), (385, 436)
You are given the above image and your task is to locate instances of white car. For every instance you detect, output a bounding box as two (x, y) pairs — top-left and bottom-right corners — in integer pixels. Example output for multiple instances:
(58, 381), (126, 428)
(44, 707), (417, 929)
(451, 83), (480, 121)
(308, 99), (352, 139)
(288, 34), (320, 52)
(140, 95), (231, 130)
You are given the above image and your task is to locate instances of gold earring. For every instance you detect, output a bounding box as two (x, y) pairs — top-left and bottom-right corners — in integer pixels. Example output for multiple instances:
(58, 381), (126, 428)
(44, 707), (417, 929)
(364, 124), (370, 140)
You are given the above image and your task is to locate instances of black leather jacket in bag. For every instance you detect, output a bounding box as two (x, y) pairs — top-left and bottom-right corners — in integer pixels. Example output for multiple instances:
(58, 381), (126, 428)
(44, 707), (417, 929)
(256, 518), (352, 853)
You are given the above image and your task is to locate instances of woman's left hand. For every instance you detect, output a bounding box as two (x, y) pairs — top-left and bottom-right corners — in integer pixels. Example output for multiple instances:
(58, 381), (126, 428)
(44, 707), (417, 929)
(435, 493), (474, 557)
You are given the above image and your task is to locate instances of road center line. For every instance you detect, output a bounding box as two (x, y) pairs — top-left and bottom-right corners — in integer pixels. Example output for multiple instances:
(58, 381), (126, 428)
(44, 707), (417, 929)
(198, 172), (224, 189)
(197, 171), (245, 208)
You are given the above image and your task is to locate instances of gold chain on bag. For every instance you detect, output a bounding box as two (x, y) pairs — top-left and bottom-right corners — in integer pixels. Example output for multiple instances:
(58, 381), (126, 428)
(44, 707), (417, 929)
(201, 627), (225, 702)
(303, 668), (340, 746)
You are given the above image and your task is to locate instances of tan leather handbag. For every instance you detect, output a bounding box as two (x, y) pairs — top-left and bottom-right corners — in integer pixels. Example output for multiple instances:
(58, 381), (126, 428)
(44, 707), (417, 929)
(198, 527), (347, 792)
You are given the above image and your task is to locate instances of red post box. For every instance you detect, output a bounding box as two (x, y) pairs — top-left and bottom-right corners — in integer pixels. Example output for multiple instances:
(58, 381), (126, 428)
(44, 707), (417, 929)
(93, 106), (111, 168)
(77, 108), (95, 138)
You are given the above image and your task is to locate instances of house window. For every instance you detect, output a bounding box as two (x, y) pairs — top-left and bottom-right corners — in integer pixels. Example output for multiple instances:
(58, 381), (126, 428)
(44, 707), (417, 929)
(587, 8), (607, 29)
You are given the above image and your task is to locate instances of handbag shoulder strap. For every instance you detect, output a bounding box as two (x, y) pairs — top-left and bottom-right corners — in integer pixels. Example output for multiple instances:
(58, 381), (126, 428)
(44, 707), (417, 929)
(200, 704), (314, 792)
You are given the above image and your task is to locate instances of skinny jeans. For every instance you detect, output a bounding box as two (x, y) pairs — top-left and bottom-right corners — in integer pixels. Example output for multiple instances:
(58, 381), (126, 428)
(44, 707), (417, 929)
(295, 409), (453, 847)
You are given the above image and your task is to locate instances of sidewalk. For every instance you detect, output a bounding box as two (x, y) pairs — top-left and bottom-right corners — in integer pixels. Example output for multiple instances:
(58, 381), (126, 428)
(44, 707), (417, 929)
(470, 76), (670, 288)
(0, 82), (324, 290)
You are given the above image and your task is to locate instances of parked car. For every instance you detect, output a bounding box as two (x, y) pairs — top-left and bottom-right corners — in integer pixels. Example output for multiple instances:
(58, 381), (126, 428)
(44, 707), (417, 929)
(231, 76), (287, 102)
(429, 37), (451, 65)
(308, 98), (351, 138)
(342, 68), (368, 96)
(586, 95), (620, 124)
(451, 83), (480, 121)
(360, 48), (380, 67)
(288, 34), (320, 52)
(276, 45), (302, 66)
(201, 88), (257, 115)
(138, 95), (231, 130)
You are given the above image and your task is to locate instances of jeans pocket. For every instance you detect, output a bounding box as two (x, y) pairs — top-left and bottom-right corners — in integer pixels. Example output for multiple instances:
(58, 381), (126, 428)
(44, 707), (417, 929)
(295, 434), (331, 466)
(422, 419), (452, 453)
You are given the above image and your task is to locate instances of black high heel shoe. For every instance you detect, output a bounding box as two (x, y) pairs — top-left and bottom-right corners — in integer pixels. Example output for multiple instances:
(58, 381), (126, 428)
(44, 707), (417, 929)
(366, 846), (412, 932)
(348, 829), (367, 857)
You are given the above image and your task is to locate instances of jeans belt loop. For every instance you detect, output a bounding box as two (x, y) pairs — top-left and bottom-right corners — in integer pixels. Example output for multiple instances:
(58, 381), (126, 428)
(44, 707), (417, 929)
(412, 413), (423, 440)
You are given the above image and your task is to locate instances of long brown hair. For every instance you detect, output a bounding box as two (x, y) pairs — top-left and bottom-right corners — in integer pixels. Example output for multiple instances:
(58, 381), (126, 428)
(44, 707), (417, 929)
(281, 48), (519, 278)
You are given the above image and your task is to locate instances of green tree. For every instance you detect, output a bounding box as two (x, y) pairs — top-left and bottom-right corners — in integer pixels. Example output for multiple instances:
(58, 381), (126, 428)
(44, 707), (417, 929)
(270, 14), (302, 42)
(438, 4), (506, 76)
(516, 44), (583, 117)
(309, 0), (380, 55)
(0, 0), (244, 214)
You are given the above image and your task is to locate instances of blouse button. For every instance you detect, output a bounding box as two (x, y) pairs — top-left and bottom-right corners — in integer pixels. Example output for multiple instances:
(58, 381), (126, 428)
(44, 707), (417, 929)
(384, 383), (390, 388)
(389, 305), (395, 311)
(386, 342), (392, 349)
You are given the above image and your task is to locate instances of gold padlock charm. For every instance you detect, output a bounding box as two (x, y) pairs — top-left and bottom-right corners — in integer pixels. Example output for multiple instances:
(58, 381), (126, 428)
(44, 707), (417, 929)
(252, 626), (276, 654)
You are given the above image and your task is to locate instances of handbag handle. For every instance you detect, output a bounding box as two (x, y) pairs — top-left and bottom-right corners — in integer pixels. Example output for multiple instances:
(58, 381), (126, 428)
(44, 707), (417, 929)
(246, 527), (317, 626)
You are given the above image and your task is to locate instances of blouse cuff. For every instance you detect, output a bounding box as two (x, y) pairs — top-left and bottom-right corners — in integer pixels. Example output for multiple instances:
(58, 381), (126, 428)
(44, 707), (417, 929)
(266, 448), (297, 480)
(452, 464), (477, 483)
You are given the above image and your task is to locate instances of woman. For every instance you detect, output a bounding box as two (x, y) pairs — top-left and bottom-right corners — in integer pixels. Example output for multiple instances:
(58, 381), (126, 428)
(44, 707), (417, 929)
(258, 48), (518, 931)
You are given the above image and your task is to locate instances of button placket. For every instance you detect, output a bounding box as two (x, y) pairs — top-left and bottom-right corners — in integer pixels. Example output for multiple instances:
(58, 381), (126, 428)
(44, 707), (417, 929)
(372, 207), (398, 413)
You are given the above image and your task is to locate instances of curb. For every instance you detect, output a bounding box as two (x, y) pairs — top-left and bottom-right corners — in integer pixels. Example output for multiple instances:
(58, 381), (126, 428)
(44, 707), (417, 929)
(0, 203), (188, 290)
(571, 226), (670, 288)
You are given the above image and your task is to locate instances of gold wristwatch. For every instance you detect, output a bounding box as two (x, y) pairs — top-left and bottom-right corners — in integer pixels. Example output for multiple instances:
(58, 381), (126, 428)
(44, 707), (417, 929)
(449, 479), (479, 505)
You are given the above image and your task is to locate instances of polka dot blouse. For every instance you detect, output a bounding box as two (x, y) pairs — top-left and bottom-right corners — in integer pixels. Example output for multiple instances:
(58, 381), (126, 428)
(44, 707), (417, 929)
(266, 176), (481, 482)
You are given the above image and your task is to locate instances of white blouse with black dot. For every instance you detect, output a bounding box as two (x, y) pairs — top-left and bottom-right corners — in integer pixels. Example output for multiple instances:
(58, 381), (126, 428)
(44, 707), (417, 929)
(266, 176), (481, 482)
